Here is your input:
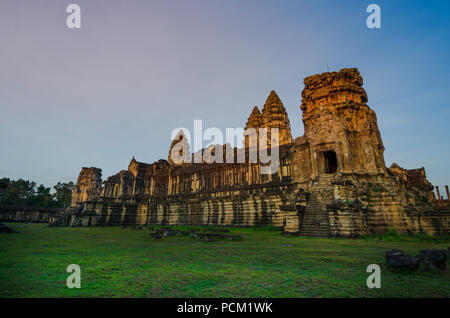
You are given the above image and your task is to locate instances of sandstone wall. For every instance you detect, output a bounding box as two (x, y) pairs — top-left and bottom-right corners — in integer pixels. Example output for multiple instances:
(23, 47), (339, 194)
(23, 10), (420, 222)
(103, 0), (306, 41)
(327, 173), (449, 237)
(0, 205), (61, 223)
(58, 184), (301, 229)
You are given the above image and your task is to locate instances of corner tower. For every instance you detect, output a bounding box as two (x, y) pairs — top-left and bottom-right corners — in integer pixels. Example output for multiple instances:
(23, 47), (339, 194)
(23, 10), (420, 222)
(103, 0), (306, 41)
(301, 68), (386, 176)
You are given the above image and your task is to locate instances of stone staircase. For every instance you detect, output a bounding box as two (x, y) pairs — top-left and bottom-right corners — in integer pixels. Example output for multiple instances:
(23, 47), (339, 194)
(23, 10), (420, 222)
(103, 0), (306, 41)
(299, 174), (334, 237)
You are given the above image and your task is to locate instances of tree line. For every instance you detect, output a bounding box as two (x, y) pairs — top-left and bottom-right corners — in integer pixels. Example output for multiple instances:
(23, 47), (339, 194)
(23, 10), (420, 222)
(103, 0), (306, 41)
(0, 178), (74, 208)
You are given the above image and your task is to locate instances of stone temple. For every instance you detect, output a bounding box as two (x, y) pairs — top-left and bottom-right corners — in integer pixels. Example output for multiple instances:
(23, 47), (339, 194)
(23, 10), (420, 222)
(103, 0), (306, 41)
(52, 68), (449, 237)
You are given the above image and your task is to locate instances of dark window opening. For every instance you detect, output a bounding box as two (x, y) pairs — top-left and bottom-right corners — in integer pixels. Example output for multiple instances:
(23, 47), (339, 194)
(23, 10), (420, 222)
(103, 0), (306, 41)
(323, 150), (337, 174)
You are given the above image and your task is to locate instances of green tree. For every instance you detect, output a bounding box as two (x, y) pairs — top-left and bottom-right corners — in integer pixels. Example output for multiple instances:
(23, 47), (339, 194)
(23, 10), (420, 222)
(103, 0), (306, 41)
(0, 178), (36, 205)
(53, 181), (74, 208)
(0, 177), (75, 207)
(31, 184), (55, 207)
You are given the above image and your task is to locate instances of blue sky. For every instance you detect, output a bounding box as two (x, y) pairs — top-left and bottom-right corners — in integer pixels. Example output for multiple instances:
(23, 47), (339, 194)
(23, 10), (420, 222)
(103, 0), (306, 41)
(0, 0), (449, 191)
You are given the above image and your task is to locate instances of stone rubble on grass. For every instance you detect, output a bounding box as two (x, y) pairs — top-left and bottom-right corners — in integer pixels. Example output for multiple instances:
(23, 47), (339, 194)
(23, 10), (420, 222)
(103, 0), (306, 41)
(0, 223), (19, 234)
(386, 248), (448, 271)
(417, 249), (448, 270)
(149, 227), (242, 242)
(385, 249), (421, 270)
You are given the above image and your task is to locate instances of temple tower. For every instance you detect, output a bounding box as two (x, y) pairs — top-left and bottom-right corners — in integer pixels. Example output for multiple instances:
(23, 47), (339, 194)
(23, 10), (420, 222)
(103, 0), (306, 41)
(244, 106), (262, 149)
(300, 68), (386, 177)
(261, 90), (293, 146)
(246, 106), (263, 129)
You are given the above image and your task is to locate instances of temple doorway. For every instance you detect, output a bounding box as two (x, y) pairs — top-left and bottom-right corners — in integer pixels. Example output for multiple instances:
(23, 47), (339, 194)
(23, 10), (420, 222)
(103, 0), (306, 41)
(323, 150), (337, 174)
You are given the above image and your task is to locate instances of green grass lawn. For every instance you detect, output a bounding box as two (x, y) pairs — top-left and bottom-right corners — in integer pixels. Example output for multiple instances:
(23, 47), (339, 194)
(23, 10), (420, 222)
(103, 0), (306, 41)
(0, 223), (448, 298)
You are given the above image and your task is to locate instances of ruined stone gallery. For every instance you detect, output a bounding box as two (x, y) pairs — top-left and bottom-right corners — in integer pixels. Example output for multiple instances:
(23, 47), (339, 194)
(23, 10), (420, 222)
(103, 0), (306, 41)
(52, 68), (449, 237)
